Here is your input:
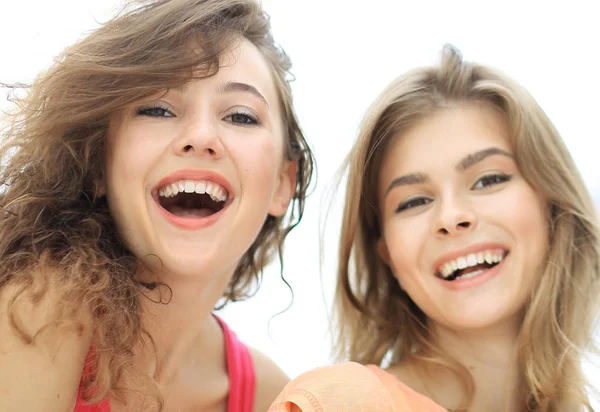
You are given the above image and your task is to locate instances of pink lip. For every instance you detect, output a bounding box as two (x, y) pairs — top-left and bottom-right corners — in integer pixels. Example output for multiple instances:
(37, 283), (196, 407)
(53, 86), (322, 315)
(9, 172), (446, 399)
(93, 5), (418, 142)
(438, 255), (507, 291)
(151, 169), (234, 231)
(432, 242), (509, 275)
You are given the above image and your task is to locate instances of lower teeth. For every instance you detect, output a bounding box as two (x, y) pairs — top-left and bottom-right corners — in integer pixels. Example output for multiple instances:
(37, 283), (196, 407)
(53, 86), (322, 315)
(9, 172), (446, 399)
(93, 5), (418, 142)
(456, 268), (486, 280)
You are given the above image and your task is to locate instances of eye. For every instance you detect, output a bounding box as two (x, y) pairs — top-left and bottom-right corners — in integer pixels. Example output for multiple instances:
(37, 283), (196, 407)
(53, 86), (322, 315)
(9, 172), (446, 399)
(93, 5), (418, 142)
(472, 173), (512, 190)
(395, 197), (432, 213)
(223, 110), (259, 126)
(136, 105), (175, 118)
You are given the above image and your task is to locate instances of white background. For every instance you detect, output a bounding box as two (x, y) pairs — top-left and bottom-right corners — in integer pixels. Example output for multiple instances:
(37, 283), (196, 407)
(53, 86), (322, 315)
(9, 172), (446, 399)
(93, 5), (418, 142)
(1, 0), (598, 405)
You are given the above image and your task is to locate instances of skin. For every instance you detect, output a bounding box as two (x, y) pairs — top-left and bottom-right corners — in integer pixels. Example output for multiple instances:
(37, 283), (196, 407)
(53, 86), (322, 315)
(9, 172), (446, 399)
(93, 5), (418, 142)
(0, 277), (94, 412)
(0, 38), (294, 412)
(106, 38), (294, 412)
(377, 103), (549, 411)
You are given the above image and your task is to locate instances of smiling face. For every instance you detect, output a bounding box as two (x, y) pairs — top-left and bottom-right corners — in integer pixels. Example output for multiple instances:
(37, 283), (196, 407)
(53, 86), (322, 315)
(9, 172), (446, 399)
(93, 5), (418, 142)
(376, 103), (549, 332)
(104, 38), (295, 282)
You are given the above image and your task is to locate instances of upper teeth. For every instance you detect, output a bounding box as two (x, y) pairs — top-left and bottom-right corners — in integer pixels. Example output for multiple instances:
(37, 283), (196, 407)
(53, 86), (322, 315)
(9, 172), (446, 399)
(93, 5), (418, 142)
(158, 180), (228, 202)
(438, 250), (505, 279)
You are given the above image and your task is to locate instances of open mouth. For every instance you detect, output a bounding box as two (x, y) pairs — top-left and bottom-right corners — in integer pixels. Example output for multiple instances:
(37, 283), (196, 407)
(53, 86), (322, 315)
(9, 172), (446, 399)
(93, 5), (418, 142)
(157, 180), (229, 218)
(436, 249), (509, 281)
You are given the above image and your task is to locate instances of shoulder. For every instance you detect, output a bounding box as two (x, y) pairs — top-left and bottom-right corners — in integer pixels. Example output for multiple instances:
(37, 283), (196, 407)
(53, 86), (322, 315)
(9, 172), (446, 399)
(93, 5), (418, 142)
(377, 364), (449, 411)
(267, 362), (448, 412)
(0, 267), (94, 341)
(267, 362), (399, 412)
(0, 269), (94, 339)
(249, 346), (289, 412)
(380, 362), (427, 393)
(0, 275), (93, 411)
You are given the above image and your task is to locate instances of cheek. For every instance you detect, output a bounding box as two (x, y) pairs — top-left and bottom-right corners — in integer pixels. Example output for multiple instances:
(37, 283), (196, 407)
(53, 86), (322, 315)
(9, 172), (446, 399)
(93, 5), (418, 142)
(517, 191), (549, 267)
(485, 183), (549, 274)
(104, 131), (157, 229)
(107, 131), (159, 185)
(383, 227), (433, 309)
(235, 139), (281, 182)
(495, 184), (548, 242)
(383, 220), (424, 281)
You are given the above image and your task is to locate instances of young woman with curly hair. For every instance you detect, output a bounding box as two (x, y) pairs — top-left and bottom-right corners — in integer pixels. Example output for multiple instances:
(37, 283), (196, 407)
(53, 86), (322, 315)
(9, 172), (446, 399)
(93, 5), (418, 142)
(0, 1), (314, 411)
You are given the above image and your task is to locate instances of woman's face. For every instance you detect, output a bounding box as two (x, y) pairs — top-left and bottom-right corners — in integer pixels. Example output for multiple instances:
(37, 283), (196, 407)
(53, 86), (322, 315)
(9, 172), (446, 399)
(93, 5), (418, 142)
(104, 38), (296, 282)
(377, 103), (548, 332)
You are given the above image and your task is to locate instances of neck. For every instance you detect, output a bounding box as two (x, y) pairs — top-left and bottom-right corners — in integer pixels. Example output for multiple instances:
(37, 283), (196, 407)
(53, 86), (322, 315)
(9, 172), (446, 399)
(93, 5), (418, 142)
(136, 267), (232, 385)
(424, 317), (523, 412)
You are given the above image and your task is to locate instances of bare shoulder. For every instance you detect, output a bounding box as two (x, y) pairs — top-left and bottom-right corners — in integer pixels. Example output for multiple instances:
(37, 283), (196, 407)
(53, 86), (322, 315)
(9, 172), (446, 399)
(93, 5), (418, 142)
(0, 273), (93, 411)
(248, 346), (289, 411)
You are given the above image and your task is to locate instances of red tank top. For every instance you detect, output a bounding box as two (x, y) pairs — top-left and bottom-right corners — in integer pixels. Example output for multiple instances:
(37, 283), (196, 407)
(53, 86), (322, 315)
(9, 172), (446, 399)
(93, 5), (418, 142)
(74, 316), (256, 412)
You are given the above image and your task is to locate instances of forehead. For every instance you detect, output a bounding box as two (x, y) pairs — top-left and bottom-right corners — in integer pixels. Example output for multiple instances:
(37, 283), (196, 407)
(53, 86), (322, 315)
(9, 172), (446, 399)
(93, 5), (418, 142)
(214, 38), (280, 105)
(382, 103), (512, 174)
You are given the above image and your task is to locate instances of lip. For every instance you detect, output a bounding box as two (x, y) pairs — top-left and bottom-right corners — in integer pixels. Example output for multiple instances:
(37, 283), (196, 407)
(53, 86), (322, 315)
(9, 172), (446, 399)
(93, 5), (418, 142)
(151, 169), (235, 230)
(432, 242), (509, 275)
(438, 254), (508, 291)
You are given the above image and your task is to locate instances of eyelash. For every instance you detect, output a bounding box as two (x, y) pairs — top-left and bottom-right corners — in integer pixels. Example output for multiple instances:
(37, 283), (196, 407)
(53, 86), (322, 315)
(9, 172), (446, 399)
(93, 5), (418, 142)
(223, 110), (259, 126)
(136, 104), (175, 117)
(394, 173), (513, 213)
(471, 173), (512, 189)
(395, 197), (432, 213)
(135, 106), (259, 126)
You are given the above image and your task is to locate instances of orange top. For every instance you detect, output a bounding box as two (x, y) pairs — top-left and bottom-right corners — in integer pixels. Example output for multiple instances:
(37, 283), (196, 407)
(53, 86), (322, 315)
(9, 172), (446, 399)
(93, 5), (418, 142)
(268, 362), (447, 412)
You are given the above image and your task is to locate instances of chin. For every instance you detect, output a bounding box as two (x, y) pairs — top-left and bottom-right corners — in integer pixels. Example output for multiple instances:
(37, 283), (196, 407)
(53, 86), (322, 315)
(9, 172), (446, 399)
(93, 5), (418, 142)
(137, 255), (213, 278)
(438, 305), (523, 332)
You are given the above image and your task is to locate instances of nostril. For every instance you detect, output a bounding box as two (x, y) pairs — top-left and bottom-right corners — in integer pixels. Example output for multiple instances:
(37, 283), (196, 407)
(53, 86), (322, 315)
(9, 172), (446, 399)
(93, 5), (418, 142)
(207, 148), (216, 156)
(438, 221), (471, 235)
(183, 145), (194, 153)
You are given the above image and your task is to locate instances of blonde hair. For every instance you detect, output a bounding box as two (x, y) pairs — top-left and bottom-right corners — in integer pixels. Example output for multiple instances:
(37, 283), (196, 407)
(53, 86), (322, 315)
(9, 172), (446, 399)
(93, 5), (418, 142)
(0, 0), (313, 408)
(333, 45), (600, 411)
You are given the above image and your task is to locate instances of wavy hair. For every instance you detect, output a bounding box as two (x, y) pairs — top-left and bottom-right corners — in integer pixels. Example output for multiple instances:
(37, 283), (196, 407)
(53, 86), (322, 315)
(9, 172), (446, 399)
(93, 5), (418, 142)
(333, 45), (599, 411)
(0, 0), (314, 407)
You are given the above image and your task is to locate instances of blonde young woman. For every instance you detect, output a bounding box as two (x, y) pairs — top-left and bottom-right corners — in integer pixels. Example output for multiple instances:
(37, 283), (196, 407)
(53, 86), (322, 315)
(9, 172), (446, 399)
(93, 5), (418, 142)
(269, 45), (599, 411)
(0, 1), (314, 411)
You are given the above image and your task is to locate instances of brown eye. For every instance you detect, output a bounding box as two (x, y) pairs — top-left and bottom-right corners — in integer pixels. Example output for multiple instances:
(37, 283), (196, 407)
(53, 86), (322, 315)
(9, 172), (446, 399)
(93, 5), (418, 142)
(224, 111), (258, 125)
(472, 174), (512, 190)
(395, 197), (431, 213)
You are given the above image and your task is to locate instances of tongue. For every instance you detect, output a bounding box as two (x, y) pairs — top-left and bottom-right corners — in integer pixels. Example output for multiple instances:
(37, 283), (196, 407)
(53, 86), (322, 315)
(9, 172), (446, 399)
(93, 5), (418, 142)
(169, 206), (214, 218)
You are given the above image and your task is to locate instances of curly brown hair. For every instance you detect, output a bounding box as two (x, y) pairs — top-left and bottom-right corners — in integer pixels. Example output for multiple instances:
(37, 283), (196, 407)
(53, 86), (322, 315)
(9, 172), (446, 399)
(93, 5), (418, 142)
(0, 0), (314, 406)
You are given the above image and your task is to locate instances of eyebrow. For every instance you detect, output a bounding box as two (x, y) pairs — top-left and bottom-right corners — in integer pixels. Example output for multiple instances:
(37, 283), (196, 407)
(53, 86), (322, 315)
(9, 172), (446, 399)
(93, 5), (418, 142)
(456, 147), (514, 172)
(384, 147), (514, 195)
(384, 173), (430, 195)
(217, 81), (269, 108)
(169, 81), (269, 108)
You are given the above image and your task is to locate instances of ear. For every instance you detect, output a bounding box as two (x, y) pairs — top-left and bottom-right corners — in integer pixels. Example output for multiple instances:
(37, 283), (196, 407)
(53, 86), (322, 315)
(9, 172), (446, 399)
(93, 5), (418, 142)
(376, 237), (391, 266)
(268, 160), (297, 217)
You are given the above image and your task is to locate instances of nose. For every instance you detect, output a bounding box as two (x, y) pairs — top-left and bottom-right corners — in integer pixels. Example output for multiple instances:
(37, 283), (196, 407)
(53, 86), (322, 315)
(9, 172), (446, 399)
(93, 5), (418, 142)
(431, 192), (477, 237)
(172, 112), (224, 159)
